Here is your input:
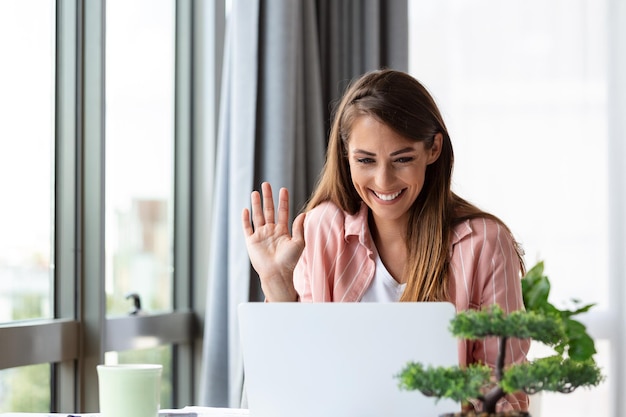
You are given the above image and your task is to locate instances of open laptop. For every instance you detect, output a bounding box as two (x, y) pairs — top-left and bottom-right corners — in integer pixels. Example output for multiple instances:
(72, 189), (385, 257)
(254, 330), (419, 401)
(238, 302), (459, 417)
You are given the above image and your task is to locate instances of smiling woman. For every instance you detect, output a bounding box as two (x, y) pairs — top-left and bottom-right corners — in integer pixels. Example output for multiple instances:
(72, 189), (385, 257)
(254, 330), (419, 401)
(242, 69), (530, 413)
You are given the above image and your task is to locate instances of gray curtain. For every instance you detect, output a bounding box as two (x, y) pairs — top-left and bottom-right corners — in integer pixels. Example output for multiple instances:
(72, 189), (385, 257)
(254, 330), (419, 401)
(199, 0), (407, 408)
(316, 0), (409, 138)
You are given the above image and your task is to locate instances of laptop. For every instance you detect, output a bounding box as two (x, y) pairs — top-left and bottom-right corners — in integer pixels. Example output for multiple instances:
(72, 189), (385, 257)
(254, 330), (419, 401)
(238, 302), (459, 417)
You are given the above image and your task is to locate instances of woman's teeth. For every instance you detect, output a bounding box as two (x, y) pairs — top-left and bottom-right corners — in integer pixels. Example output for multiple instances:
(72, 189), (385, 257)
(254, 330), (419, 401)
(374, 190), (402, 201)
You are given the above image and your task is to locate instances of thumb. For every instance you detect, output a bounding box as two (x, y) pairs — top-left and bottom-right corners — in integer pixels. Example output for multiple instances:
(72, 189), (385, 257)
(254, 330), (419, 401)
(292, 212), (306, 244)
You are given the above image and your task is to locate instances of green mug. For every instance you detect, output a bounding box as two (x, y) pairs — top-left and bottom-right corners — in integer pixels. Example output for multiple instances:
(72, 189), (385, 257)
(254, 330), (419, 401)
(97, 364), (162, 417)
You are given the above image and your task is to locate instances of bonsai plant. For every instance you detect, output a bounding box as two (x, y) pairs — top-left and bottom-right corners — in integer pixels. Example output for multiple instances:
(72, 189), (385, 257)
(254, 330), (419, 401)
(396, 261), (604, 416)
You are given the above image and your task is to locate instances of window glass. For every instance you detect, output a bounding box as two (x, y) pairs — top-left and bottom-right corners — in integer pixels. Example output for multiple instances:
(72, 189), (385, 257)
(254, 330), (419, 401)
(105, 0), (176, 315)
(409, 0), (608, 308)
(0, 0), (55, 323)
(105, 346), (173, 409)
(0, 0), (55, 408)
(0, 364), (51, 412)
(409, 1), (609, 415)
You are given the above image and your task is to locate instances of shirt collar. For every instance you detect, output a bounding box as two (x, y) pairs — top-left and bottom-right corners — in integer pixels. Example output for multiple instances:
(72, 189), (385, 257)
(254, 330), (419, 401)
(344, 203), (370, 244)
(451, 219), (473, 245)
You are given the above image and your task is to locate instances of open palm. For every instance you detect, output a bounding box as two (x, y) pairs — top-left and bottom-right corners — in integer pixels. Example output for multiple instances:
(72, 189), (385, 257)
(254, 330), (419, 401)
(242, 182), (305, 301)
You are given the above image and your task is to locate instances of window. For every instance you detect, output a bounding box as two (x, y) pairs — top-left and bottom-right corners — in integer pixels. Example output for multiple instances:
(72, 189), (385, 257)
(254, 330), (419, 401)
(0, 1), (224, 412)
(409, 0), (614, 415)
(104, 0), (176, 407)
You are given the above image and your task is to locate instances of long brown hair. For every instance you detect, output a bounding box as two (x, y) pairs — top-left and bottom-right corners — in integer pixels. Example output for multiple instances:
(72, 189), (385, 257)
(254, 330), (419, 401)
(306, 69), (524, 301)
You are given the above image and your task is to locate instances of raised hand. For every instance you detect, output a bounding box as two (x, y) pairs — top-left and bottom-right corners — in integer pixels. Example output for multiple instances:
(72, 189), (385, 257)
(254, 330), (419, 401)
(242, 182), (306, 302)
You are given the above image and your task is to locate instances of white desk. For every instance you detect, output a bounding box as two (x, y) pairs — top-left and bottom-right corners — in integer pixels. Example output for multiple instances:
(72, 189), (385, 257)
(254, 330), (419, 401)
(0, 406), (250, 417)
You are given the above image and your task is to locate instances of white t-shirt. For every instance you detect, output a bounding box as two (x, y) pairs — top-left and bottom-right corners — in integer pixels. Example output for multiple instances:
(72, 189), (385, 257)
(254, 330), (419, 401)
(360, 252), (406, 302)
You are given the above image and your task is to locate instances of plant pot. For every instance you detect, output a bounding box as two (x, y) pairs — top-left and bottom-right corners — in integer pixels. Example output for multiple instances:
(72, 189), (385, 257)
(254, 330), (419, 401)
(439, 412), (531, 417)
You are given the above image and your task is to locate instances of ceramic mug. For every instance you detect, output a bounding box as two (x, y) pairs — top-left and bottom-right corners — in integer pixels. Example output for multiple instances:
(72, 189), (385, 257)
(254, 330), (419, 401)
(97, 363), (162, 417)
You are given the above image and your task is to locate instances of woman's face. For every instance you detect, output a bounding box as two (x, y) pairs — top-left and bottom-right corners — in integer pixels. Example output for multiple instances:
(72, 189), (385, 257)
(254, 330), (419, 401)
(347, 115), (441, 228)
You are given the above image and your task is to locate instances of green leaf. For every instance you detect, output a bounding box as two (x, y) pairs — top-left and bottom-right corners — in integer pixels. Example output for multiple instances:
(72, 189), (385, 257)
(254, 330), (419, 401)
(567, 333), (597, 361)
(521, 261), (598, 362)
(564, 318), (586, 336)
(566, 303), (596, 317)
(521, 262), (551, 311)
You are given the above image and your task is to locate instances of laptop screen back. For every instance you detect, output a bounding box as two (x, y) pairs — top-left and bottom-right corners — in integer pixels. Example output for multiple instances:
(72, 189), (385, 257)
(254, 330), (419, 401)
(238, 302), (459, 417)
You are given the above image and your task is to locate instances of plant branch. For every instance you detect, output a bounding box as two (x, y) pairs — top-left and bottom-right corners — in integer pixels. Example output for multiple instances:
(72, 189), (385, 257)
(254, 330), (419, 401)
(482, 386), (505, 414)
(496, 336), (507, 382)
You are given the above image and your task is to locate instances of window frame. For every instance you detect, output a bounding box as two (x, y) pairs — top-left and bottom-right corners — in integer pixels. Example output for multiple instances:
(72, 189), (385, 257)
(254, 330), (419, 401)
(608, 0), (626, 415)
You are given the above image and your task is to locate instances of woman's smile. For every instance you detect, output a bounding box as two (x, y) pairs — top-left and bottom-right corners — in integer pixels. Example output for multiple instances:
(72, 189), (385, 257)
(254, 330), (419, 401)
(371, 188), (405, 202)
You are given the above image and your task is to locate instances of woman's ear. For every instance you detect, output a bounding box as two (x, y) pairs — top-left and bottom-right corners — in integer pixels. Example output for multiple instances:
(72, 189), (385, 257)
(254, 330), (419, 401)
(426, 133), (443, 165)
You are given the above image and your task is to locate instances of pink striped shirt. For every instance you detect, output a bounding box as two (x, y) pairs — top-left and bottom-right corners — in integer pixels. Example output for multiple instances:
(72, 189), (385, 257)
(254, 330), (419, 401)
(293, 201), (530, 411)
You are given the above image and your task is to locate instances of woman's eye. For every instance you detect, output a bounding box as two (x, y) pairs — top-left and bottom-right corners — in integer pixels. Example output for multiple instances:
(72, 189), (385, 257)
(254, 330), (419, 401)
(395, 157), (414, 163)
(357, 158), (375, 164)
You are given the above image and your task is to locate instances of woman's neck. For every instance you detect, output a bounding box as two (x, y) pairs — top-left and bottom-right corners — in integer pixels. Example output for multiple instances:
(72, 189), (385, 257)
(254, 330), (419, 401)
(368, 212), (409, 283)
(369, 211), (409, 244)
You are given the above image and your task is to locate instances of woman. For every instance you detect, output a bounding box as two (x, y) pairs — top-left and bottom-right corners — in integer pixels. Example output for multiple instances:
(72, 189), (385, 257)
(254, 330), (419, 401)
(242, 69), (529, 412)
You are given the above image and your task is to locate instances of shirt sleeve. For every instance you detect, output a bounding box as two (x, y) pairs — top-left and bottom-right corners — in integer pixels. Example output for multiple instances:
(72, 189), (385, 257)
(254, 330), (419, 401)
(293, 202), (372, 303)
(293, 203), (337, 302)
(293, 243), (312, 302)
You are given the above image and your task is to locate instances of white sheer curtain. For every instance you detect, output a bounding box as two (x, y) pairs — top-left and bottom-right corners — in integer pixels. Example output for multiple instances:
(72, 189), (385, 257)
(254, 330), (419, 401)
(409, 1), (619, 415)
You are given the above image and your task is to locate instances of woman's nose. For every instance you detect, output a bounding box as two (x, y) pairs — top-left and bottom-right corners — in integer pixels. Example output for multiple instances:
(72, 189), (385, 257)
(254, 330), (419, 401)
(375, 164), (394, 187)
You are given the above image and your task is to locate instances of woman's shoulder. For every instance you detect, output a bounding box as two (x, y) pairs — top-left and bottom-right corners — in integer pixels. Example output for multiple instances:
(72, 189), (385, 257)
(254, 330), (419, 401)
(305, 200), (345, 221)
(449, 196), (514, 244)
(303, 201), (347, 232)
(449, 216), (522, 284)
(451, 215), (513, 246)
(304, 201), (368, 237)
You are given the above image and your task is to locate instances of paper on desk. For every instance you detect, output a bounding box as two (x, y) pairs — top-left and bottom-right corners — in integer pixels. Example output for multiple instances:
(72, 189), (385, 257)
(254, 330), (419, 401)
(0, 414), (98, 417)
(159, 407), (249, 417)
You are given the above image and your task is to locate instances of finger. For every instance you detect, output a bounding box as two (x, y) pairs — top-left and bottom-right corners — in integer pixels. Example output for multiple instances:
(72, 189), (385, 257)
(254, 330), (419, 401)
(242, 208), (253, 237)
(276, 187), (290, 226)
(250, 190), (265, 228)
(292, 212), (306, 244)
(262, 182), (276, 224)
